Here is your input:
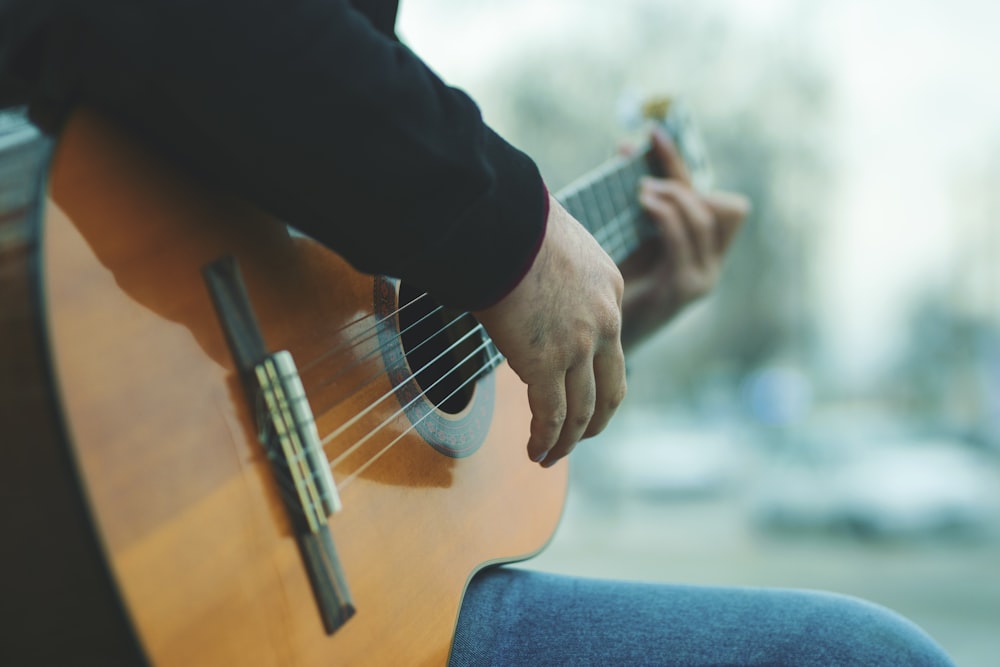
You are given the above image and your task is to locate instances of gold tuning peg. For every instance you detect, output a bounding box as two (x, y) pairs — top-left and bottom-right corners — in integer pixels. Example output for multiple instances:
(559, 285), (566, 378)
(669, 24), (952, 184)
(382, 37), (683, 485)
(641, 96), (673, 121)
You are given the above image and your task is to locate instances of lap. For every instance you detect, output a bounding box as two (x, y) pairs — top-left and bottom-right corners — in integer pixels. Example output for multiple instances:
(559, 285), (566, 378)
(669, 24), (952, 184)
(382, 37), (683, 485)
(449, 567), (954, 667)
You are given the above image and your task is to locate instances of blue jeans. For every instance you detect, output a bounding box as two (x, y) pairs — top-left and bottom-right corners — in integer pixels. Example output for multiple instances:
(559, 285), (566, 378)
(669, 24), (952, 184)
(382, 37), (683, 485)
(450, 567), (955, 666)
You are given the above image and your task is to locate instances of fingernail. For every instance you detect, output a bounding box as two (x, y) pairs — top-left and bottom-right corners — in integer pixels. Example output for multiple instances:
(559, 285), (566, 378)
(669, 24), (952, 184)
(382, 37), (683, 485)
(530, 450), (546, 463)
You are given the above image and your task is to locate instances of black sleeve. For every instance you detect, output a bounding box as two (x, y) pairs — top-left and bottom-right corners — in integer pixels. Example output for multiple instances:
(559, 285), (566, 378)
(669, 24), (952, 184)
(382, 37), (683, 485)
(14, 0), (548, 310)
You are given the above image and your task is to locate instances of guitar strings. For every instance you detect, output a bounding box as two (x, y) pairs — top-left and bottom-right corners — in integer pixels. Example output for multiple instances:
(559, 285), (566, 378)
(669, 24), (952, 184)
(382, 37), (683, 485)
(291, 289), (480, 418)
(303, 301), (448, 395)
(335, 349), (504, 491)
(295, 290), (431, 375)
(306, 308), (476, 419)
(323, 321), (488, 458)
(263, 346), (500, 509)
(328, 337), (493, 488)
(259, 316), (493, 505)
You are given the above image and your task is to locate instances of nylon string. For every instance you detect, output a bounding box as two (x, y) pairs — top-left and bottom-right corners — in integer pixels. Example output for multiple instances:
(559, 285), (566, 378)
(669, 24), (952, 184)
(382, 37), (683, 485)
(336, 348), (504, 490)
(259, 315), (495, 505)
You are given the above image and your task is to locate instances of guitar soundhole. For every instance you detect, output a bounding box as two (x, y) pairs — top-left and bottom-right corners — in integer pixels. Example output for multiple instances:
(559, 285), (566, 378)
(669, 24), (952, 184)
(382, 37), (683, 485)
(397, 283), (485, 415)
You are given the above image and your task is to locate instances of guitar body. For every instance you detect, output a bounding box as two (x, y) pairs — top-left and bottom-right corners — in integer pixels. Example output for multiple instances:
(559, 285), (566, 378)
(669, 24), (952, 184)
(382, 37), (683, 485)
(1, 110), (567, 665)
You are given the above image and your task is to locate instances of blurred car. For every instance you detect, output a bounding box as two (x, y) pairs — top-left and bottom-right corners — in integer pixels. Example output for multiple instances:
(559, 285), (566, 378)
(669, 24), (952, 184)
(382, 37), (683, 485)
(752, 439), (1000, 540)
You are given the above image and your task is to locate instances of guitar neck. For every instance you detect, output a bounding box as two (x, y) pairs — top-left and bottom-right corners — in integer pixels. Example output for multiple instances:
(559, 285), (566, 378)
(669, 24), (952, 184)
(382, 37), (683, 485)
(555, 99), (714, 264)
(555, 148), (655, 265)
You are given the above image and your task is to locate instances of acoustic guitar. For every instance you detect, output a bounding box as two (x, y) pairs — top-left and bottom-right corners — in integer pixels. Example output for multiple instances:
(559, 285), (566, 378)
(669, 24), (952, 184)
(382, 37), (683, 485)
(0, 102), (710, 665)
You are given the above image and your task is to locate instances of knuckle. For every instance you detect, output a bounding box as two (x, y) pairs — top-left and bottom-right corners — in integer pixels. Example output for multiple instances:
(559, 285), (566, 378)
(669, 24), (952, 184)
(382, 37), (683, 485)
(598, 311), (622, 340)
(532, 411), (566, 439)
(572, 329), (594, 353)
(574, 408), (595, 428)
(546, 411), (567, 431)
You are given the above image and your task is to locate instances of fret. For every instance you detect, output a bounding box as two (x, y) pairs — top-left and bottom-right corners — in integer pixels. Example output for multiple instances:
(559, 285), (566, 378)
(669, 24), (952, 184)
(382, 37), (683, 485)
(576, 187), (600, 233)
(623, 155), (656, 242)
(575, 184), (603, 238)
(619, 155), (644, 202)
(591, 178), (619, 250)
(562, 191), (585, 226)
(605, 209), (640, 264)
(608, 171), (634, 252)
(623, 158), (646, 239)
(608, 164), (631, 222)
(556, 150), (651, 264)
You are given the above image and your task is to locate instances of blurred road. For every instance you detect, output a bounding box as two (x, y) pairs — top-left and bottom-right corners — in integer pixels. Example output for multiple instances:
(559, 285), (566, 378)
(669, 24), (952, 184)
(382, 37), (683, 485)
(528, 437), (1000, 666)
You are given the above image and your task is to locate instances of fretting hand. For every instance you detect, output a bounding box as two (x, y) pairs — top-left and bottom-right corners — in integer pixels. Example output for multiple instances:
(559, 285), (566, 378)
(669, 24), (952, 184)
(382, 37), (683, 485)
(619, 128), (749, 351)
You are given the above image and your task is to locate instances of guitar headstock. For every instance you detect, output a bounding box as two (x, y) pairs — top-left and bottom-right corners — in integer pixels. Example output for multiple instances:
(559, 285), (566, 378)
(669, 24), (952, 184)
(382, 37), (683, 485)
(637, 95), (715, 193)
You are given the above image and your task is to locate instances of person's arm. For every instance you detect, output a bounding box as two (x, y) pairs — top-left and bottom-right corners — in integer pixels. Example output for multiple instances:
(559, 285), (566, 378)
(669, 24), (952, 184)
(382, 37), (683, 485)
(16, 0), (544, 310)
(6, 0), (627, 466)
(619, 129), (749, 352)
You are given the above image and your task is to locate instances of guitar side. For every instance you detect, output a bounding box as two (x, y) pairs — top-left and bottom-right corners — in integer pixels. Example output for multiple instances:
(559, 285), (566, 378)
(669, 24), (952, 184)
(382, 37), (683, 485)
(6, 110), (568, 665)
(0, 116), (148, 666)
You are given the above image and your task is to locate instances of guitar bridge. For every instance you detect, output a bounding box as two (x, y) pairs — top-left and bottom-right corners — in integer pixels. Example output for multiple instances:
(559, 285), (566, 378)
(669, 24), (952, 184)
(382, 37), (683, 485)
(204, 256), (355, 635)
(254, 350), (341, 532)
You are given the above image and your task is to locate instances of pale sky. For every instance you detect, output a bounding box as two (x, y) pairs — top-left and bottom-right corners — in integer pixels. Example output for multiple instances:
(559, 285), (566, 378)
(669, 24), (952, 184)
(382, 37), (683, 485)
(814, 0), (1000, 381)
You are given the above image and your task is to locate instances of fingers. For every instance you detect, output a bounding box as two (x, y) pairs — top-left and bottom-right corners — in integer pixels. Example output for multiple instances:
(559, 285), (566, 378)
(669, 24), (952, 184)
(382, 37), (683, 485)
(539, 363), (596, 467)
(638, 182), (690, 265)
(647, 127), (750, 256)
(703, 191), (750, 252)
(526, 380), (567, 464)
(641, 178), (714, 264)
(529, 339), (626, 468)
(649, 127), (691, 186)
(641, 173), (751, 260)
(585, 342), (627, 438)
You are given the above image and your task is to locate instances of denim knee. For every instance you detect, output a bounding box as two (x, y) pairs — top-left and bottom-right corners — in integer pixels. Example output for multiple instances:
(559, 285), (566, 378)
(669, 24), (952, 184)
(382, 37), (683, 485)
(766, 590), (955, 667)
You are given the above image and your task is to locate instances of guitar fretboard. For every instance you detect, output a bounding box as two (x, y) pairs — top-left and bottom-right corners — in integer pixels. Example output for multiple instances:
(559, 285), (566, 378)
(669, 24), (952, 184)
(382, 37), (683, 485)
(553, 99), (714, 264)
(555, 149), (655, 265)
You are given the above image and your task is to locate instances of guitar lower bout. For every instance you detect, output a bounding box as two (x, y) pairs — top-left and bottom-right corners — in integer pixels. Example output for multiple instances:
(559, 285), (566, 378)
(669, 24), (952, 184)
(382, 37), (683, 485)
(23, 108), (568, 665)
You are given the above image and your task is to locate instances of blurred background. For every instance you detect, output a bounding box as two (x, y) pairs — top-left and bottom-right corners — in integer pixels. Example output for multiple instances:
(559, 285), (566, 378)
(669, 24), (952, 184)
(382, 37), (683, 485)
(400, 0), (1000, 663)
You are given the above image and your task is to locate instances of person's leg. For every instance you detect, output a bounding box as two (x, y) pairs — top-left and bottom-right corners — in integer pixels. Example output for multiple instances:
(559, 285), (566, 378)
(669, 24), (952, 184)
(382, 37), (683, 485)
(449, 567), (955, 666)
